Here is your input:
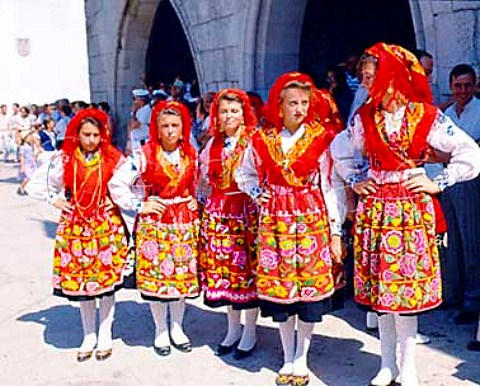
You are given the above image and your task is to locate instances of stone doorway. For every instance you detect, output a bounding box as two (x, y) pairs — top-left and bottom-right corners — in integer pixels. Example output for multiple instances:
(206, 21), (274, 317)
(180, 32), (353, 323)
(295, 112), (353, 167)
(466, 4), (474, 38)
(145, 0), (198, 95)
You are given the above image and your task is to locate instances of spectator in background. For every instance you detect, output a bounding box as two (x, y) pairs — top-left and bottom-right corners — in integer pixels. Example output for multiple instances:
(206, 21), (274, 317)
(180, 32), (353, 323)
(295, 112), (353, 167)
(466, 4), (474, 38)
(127, 89), (152, 153)
(344, 54), (360, 93)
(325, 65), (354, 123)
(54, 102), (73, 149)
(442, 64), (480, 326)
(191, 91), (215, 151)
(38, 117), (56, 152)
(0, 104), (11, 161)
(17, 130), (37, 196)
(72, 101), (88, 114)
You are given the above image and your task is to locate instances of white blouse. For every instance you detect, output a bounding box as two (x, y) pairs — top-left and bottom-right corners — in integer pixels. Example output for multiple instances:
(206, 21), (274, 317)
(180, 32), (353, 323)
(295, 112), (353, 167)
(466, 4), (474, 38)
(235, 124), (346, 236)
(331, 106), (480, 189)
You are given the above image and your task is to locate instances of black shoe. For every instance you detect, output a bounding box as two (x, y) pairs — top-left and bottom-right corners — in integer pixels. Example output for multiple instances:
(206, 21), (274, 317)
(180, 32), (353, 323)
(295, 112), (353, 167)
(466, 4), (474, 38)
(467, 340), (480, 351)
(233, 344), (256, 360)
(454, 310), (478, 325)
(154, 345), (171, 356)
(215, 339), (239, 356)
(172, 340), (192, 353)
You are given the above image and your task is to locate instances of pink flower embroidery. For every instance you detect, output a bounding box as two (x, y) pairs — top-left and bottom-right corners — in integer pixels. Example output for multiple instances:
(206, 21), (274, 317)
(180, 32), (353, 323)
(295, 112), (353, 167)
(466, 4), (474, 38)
(52, 275), (61, 287)
(160, 258), (175, 277)
(385, 202), (399, 218)
(380, 292), (395, 307)
(189, 259), (197, 274)
(71, 239), (83, 257)
(167, 286), (181, 296)
(404, 286), (415, 298)
(60, 252), (71, 268)
(412, 229), (427, 254)
(383, 230), (404, 255)
(422, 255), (431, 270)
(86, 281), (100, 293)
(142, 240), (159, 261)
(232, 250), (247, 266)
(259, 249), (280, 270)
(300, 287), (317, 297)
(296, 223), (307, 234)
(99, 249), (113, 266)
(321, 247), (332, 266)
(399, 253), (417, 278)
(382, 269), (395, 282)
(298, 235), (318, 255)
(431, 278), (441, 293)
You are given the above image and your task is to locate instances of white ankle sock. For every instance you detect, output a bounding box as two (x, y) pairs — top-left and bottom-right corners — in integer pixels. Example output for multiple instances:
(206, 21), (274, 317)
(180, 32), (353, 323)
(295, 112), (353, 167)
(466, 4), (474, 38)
(79, 300), (97, 352)
(237, 307), (258, 351)
(293, 320), (314, 376)
(396, 314), (418, 386)
(221, 306), (242, 346)
(367, 311), (379, 329)
(97, 295), (114, 350)
(278, 316), (296, 375)
(370, 314), (399, 386)
(150, 302), (169, 347)
(169, 299), (190, 345)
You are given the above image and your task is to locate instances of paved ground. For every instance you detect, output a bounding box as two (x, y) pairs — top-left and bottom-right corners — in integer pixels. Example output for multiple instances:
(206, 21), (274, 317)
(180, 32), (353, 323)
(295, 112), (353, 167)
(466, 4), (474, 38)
(0, 161), (479, 386)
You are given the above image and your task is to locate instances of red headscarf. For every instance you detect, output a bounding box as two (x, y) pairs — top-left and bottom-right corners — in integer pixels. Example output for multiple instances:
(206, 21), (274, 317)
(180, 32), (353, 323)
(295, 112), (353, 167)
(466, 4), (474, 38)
(62, 108), (123, 218)
(142, 101), (197, 195)
(363, 42), (433, 107)
(207, 89), (257, 184)
(263, 72), (318, 130)
(209, 89), (257, 139)
(147, 100), (195, 160)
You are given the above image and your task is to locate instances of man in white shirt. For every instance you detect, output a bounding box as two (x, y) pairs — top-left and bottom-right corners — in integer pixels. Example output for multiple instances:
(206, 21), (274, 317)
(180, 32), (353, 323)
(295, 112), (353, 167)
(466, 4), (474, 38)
(443, 64), (480, 326)
(128, 89), (152, 153)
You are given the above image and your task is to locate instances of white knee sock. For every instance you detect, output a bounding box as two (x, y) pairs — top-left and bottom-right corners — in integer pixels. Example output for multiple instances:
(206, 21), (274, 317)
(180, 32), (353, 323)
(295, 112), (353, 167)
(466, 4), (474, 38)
(221, 306), (242, 346)
(293, 320), (314, 376)
(79, 300), (97, 352)
(396, 314), (418, 386)
(370, 313), (399, 386)
(150, 302), (169, 347)
(367, 311), (379, 329)
(237, 307), (258, 351)
(97, 295), (114, 350)
(169, 299), (190, 345)
(278, 316), (296, 375)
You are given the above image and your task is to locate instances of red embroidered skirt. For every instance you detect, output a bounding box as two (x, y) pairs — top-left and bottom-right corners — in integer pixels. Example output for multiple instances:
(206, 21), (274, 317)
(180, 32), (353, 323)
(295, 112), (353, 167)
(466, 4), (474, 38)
(354, 183), (442, 313)
(256, 185), (343, 305)
(135, 202), (200, 300)
(199, 190), (258, 308)
(53, 206), (129, 299)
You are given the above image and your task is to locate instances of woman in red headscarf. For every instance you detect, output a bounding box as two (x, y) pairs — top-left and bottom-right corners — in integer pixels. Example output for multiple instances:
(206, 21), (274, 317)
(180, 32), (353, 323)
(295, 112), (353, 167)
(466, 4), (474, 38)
(109, 101), (199, 357)
(236, 72), (346, 386)
(332, 43), (480, 386)
(28, 108), (129, 362)
(197, 89), (259, 359)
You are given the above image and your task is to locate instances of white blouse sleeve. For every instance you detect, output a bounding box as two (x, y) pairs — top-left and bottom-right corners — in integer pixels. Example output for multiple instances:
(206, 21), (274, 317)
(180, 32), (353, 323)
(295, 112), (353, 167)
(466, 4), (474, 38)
(427, 112), (480, 190)
(235, 143), (263, 199)
(319, 151), (346, 236)
(331, 115), (369, 187)
(108, 151), (146, 212)
(197, 138), (213, 203)
(25, 150), (65, 203)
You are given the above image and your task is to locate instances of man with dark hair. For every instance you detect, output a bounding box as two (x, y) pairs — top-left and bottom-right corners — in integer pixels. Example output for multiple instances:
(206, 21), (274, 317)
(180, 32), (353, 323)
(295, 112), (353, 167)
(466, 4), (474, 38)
(415, 49), (434, 81)
(54, 102), (73, 149)
(443, 63), (480, 328)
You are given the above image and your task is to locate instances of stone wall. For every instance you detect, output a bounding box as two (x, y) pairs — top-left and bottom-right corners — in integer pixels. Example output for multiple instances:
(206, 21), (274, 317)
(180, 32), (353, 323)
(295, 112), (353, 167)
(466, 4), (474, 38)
(85, 0), (480, 132)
